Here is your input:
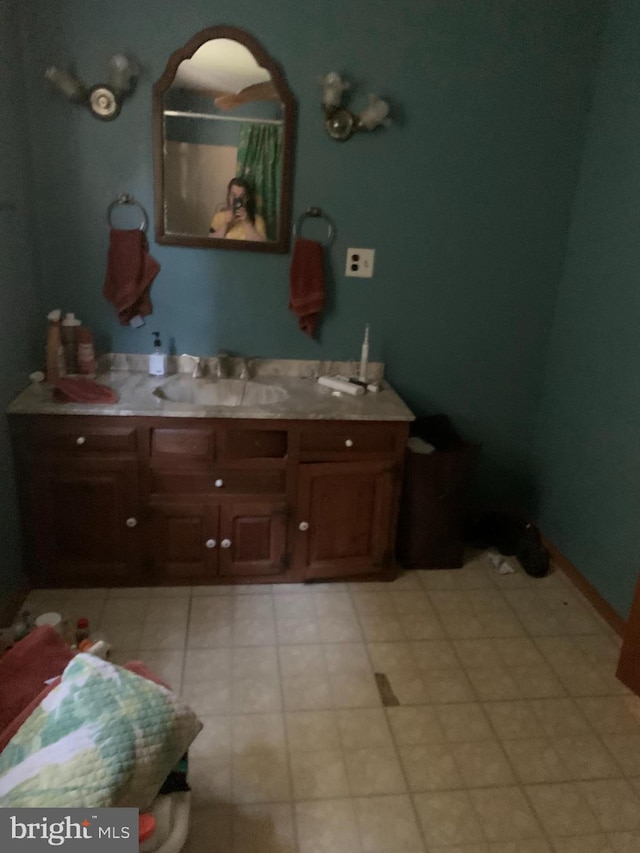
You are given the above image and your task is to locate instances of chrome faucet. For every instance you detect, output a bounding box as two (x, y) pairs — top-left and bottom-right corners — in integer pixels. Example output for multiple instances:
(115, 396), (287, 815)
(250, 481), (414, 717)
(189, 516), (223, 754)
(180, 354), (204, 378)
(213, 350), (229, 379)
(238, 357), (251, 380)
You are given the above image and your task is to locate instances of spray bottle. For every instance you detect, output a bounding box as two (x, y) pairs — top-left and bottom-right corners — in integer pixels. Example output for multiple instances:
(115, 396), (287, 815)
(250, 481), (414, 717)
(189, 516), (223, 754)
(149, 331), (167, 376)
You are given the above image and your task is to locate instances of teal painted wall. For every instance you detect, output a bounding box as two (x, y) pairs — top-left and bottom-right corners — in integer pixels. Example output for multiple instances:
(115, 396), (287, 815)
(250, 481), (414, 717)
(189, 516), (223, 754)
(534, 0), (640, 619)
(15, 0), (607, 509)
(0, 0), (41, 606)
(2, 0), (612, 606)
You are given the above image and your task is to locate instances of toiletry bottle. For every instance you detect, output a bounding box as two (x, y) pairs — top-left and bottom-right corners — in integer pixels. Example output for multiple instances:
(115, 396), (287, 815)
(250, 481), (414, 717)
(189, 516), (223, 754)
(77, 326), (96, 375)
(149, 331), (167, 376)
(75, 617), (90, 646)
(61, 312), (81, 374)
(46, 309), (65, 382)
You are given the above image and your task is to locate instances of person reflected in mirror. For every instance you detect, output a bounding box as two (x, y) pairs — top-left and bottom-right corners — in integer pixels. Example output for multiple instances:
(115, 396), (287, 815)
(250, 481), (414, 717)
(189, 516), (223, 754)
(210, 177), (266, 241)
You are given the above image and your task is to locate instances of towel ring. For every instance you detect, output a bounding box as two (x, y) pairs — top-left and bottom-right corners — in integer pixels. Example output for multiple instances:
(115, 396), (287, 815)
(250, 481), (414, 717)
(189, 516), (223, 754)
(107, 194), (148, 232)
(293, 207), (335, 247)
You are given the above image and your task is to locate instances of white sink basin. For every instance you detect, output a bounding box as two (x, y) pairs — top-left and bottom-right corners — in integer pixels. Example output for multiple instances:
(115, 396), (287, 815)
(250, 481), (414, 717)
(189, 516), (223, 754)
(153, 377), (288, 407)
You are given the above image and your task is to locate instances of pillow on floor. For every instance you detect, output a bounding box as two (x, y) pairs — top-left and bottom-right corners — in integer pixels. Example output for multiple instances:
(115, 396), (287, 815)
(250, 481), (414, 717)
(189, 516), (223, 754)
(0, 653), (202, 809)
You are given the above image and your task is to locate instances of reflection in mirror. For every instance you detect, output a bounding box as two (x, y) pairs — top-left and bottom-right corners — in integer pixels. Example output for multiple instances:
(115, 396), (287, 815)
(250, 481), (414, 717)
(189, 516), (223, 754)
(164, 40), (282, 240)
(153, 27), (296, 252)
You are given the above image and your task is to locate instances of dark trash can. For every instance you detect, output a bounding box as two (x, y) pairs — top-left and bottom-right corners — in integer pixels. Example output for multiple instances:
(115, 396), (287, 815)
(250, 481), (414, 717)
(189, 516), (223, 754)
(396, 415), (479, 569)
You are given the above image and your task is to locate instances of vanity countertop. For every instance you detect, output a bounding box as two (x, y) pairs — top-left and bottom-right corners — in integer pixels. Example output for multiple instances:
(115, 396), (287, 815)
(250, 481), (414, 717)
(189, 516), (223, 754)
(7, 357), (415, 422)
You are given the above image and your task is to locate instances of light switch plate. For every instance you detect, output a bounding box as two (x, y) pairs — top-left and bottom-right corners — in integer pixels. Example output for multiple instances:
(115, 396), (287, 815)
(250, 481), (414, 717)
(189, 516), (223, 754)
(346, 248), (375, 277)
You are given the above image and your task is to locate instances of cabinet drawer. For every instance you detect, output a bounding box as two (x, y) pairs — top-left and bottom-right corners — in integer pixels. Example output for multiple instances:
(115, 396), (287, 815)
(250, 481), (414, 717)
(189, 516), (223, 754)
(220, 428), (288, 459)
(151, 468), (286, 495)
(299, 424), (398, 460)
(27, 424), (137, 453)
(150, 428), (216, 463)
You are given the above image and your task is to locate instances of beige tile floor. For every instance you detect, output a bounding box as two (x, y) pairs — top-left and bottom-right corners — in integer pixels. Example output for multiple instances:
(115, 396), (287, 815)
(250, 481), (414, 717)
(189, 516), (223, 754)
(24, 553), (640, 853)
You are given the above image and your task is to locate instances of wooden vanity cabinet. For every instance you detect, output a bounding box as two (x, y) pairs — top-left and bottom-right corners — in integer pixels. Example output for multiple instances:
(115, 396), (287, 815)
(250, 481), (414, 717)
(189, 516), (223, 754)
(219, 499), (288, 577)
(148, 501), (219, 582)
(294, 461), (396, 579)
(10, 417), (143, 587)
(147, 499), (289, 583)
(293, 423), (406, 580)
(146, 423), (290, 584)
(9, 415), (408, 587)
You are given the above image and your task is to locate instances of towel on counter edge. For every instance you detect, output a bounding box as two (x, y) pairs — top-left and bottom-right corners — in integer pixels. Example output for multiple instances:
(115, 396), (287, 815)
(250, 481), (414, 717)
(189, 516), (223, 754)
(289, 237), (324, 337)
(53, 376), (119, 404)
(103, 228), (161, 326)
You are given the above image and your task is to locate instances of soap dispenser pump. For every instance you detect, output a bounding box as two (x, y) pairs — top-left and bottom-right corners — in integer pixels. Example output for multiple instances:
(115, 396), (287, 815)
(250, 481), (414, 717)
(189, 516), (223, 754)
(149, 331), (167, 376)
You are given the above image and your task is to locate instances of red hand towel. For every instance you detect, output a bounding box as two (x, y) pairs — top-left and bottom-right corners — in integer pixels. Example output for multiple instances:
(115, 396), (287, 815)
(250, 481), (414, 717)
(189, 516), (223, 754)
(103, 228), (161, 326)
(0, 626), (174, 753)
(289, 237), (324, 337)
(53, 376), (119, 404)
(0, 626), (74, 739)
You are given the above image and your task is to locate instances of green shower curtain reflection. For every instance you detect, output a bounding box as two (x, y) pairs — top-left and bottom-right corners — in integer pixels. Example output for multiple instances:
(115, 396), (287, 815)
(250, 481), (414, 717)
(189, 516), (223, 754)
(236, 123), (283, 241)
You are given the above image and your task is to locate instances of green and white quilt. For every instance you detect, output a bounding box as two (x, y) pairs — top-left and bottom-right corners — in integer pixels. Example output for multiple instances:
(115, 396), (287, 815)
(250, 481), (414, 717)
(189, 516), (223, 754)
(0, 653), (202, 808)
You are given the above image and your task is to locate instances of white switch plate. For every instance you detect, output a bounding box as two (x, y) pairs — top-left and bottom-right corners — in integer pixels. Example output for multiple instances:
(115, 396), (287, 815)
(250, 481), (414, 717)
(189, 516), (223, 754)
(346, 248), (375, 278)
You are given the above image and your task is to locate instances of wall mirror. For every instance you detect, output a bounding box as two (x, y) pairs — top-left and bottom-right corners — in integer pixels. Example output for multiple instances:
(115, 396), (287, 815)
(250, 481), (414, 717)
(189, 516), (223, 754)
(153, 26), (296, 252)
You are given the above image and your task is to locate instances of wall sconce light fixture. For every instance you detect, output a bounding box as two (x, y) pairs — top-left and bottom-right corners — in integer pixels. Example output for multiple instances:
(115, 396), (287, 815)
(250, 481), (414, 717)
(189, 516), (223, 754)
(319, 72), (390, 142)
(45, 54), (137, 121)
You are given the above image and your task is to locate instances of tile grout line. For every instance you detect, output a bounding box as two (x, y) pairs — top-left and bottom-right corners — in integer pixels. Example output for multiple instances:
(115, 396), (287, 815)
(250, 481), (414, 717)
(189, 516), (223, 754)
(270, 590), (304, 853)
(435, 574), (624, 850)
(528, 632), (636, 782)
(309, 586), (366, 852)
(177, 586), (194, 696)
(346, 577), (429, 853)
(413, 570), (622, 848)
(416, 570), (556, 849)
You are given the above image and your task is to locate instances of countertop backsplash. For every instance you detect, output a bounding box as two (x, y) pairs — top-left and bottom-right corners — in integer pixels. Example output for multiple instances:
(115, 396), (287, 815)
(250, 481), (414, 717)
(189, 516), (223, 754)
(98, 353), (386, 381)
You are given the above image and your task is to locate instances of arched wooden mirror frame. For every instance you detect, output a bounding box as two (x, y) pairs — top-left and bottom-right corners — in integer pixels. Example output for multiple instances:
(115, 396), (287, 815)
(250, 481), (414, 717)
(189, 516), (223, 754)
(153, 25), (296, 253)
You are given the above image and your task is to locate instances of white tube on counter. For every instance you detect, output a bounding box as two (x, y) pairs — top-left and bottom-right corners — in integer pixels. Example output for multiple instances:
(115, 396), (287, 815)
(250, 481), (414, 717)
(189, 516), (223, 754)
(317, 375), (365, 395)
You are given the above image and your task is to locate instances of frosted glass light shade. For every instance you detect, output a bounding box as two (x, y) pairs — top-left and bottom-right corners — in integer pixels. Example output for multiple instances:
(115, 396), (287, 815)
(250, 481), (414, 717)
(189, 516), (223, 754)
(108, 54), (136, 93)
(45, 67), (87, 102)
(359, 95), (390, 131)
(320, 72), (348, 109)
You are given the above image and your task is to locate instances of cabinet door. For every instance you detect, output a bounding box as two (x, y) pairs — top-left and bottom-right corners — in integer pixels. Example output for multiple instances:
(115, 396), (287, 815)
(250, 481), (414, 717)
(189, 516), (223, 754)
(29, 458), (141, 586)
(219, 500), (288, 577)
(148, 502), (219, 582)
(295, 462), (395, 579)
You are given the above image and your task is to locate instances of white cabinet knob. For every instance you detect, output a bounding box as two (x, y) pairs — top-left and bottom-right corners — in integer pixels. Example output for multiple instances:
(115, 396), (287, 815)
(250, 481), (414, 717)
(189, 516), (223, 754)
(214, 478), (224, 488)
(298, 521), (309, 531)
(221, 538), (232, 549)
(205, 539), (217, 549)
(76, 436), (86, 446)
(125, 517), (138, 528)
(345, 439), (354, 447)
